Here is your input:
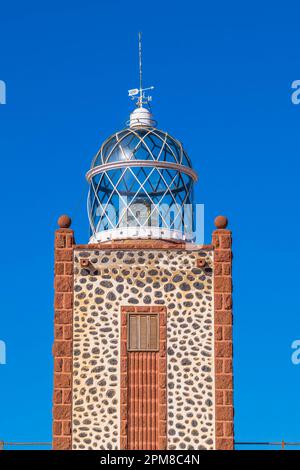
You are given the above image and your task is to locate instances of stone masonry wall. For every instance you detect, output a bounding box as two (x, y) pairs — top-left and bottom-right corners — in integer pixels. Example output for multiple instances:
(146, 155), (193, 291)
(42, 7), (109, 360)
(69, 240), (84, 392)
(71, 247), (216, 450)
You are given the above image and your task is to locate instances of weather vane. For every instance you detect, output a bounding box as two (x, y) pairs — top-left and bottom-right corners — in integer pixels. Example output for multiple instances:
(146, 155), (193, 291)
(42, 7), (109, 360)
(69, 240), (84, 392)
(128, 32), (154, 108)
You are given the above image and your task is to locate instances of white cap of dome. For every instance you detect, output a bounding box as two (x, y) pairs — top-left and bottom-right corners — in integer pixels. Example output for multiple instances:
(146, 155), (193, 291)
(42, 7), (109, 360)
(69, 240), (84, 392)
(129, 106), (155, 128)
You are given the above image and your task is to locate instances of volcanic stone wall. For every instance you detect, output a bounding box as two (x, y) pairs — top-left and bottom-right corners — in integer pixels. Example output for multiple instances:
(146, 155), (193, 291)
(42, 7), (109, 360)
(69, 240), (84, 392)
(71, 247), (215, 450)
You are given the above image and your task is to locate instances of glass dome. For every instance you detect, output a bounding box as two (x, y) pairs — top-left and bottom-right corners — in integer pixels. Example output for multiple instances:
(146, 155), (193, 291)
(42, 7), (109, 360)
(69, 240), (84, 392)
(91, 128), (192, 168)
(86, 125), (198, 243)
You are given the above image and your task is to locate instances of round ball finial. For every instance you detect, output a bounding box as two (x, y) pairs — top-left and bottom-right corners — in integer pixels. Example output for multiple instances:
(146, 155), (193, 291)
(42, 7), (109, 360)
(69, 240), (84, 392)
(214, 215), (228, 229)
(58, 215), (72, 228)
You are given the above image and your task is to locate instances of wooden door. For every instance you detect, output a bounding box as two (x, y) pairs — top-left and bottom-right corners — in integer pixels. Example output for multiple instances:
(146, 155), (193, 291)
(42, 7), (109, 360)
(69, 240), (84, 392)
(120, 307), (167, 450)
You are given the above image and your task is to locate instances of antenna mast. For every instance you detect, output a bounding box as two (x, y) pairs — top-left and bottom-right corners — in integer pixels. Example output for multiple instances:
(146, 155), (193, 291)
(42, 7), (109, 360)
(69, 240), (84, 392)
(128, 33), (154, 108)
(138, 32), (143, 107)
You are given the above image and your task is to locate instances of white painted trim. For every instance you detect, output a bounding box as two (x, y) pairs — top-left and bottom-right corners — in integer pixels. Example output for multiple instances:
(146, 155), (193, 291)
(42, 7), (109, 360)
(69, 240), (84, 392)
(86, 160), (198, 183)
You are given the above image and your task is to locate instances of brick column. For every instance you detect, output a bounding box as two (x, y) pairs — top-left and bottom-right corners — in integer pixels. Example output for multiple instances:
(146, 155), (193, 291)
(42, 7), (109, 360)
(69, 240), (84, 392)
(212, 216), (234, 450)
(52, 215), (74, 450)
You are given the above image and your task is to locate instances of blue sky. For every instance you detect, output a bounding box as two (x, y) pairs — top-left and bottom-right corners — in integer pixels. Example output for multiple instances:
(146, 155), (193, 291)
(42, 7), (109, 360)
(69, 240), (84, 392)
(0, 0), (300, 450)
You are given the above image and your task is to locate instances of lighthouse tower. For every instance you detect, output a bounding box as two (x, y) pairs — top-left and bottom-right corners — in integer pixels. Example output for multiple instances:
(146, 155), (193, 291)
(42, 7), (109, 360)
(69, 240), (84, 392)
(52, 38), (234, 450)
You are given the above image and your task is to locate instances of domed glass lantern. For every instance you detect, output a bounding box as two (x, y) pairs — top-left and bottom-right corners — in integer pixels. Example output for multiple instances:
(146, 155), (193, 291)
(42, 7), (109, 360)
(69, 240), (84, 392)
(86, 107), (198, 243)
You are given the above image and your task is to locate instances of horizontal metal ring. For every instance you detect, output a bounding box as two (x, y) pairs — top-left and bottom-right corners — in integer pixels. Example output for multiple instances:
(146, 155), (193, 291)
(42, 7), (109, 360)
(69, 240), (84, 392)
(86, 160), (198, 182)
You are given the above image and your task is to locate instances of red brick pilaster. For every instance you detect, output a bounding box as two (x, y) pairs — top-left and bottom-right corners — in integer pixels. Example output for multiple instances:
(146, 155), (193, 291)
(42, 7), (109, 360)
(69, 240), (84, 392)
(212, 216), (234, 450)
(52, 216), (74, 450)
(120, 306), (167, 450)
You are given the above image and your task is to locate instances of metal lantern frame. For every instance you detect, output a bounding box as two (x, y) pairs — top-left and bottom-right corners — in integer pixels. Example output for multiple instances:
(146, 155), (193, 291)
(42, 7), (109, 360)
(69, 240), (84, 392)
(86, 126), (198, 243)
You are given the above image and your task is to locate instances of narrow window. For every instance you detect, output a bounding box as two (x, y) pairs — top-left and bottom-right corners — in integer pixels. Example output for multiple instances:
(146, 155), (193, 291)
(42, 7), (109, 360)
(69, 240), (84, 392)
(128, 314), (159, 351)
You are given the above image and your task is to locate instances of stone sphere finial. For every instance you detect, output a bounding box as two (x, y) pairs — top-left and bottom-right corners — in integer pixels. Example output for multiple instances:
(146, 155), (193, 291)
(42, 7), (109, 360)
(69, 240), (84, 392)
(214, 215), (228, 229)
(58, 214), (72, 228)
